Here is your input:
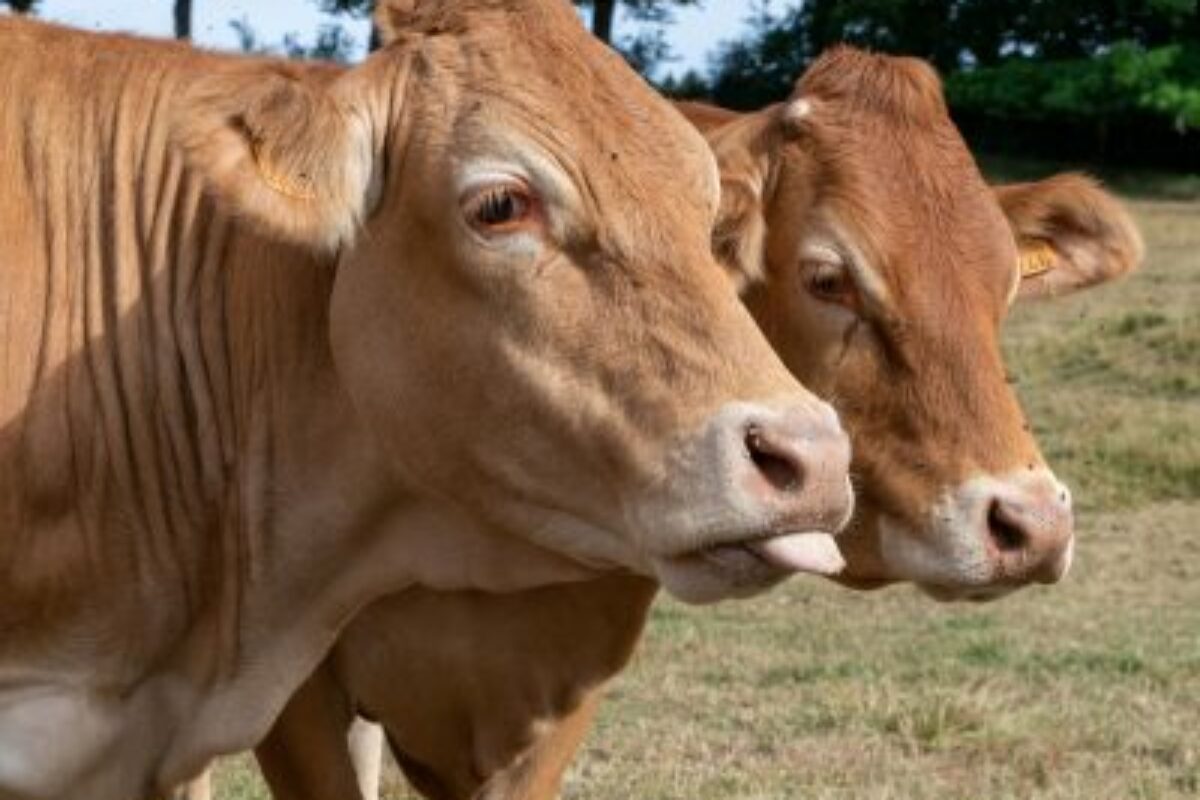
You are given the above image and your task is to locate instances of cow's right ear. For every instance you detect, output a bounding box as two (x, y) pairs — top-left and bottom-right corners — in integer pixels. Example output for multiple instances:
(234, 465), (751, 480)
(706, 106), (783, 290)
(996, 174), (1144, 303)
(712, 173), (769, 292)
(709, 99), (812, 291)
(175, 65), (378, 251)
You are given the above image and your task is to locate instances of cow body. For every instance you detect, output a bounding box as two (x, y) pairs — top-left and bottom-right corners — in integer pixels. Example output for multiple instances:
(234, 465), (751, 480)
(0, 3), (858, 796)
(246, 47), (1143, 800)
(257, 577), (656, 800)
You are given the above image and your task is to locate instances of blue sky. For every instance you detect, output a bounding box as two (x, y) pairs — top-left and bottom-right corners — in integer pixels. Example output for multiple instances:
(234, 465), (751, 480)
(16, 0), (760, 78)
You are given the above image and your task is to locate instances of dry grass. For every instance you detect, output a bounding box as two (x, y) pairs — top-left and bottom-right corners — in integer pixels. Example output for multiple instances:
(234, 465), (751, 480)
(214, 198), (1200, 798)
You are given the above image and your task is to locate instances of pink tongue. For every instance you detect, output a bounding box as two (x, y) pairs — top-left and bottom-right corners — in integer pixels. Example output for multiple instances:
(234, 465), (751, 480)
(749, 532), (845, 576)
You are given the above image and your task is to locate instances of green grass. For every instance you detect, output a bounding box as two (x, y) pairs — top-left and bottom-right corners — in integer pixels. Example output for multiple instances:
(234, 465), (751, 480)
(1005, 200), (1200, 512)
(213, 198), (1200, 798)
(564, 502), (1200, 799)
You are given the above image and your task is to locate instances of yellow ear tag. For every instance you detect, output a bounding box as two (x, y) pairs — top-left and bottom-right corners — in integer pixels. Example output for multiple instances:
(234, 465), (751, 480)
(1018, 240), (1056, 279)
(251, 139), (318, 202)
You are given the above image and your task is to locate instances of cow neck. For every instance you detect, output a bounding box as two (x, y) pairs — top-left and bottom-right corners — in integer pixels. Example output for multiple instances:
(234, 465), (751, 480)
(0, 35), (408, 682)
(0, 22), (565, 798)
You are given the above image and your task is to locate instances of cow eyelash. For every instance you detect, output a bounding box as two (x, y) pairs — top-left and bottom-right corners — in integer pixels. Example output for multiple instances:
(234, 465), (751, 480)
(464, 183), (537, 234)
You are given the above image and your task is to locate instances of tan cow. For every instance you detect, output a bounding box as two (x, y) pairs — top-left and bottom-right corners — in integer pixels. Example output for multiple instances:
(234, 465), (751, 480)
(240, 47), (1143, 800)
(0, 1), (859, 796)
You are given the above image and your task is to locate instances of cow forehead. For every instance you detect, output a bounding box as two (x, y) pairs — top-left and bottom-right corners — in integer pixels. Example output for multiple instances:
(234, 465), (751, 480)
(410, 9), (720, 226)
(780, 47), (1018, 309)
(792, 116), (1017, 313)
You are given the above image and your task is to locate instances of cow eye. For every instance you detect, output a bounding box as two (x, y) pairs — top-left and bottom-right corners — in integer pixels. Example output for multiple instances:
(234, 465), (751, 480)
(463, 182), (537, 234)
(804, 259), (858, 308)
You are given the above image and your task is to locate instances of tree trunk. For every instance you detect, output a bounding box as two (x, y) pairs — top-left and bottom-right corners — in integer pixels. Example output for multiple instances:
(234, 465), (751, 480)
(174, 0), (193, 41)
(592, 0), (616, 43)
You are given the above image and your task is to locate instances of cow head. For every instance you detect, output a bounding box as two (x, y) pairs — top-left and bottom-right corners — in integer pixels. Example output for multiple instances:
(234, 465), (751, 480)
(702, 47), (1142, 600)
(171, 0), (854, 604)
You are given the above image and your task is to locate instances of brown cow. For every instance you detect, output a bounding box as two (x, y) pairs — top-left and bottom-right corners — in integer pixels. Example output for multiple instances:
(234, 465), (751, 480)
(238, 46), (1143, 800)
(0, 2), (858, 796)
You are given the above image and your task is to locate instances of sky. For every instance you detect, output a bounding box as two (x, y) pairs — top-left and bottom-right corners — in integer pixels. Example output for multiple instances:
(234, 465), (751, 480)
(15, 0), (758, 78)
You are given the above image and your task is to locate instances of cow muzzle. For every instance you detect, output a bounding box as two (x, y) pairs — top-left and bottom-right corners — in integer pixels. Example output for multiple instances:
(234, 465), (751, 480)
(980, 473), (1075, 585)
(878, 468), (1075, 601)
(646, 400), (854, 604)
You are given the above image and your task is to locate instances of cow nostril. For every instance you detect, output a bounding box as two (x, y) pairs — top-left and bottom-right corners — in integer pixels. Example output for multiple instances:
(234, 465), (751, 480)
(987, 500), (1026, 553)
(745, 426), (803, 493)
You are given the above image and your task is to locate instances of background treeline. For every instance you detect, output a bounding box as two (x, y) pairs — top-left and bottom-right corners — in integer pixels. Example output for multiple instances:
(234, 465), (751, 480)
(3, 0), (1196, 170)
(694, 0), (1199, 171)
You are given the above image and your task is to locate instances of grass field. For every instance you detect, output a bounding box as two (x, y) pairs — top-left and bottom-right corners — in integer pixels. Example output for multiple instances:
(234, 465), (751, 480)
(213, 196), (1199, 798)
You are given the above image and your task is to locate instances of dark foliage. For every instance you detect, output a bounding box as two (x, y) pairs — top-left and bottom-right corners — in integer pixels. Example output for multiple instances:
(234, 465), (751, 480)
(704, 0), (1198, 168)
(174, 0), (192, 40)
(1, 0), (38, 13)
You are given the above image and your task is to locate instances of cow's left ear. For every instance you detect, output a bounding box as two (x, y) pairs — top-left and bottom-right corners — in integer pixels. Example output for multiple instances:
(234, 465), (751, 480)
(708, 101), (808, 290)
(174, 63), (379, 251)
(996, 174), (1144, 303)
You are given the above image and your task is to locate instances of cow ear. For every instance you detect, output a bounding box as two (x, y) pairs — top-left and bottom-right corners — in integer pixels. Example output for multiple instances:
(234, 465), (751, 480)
(708, 102), (804, 290)
(375, 0), (418, 45)
(996, 174), (1144, 303)
(175, 65), (378, 251)
(712, 175), (769, 291)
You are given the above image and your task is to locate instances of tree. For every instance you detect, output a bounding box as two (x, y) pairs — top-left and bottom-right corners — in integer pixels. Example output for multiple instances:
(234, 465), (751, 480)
(572, 0), (702, 44)
(570, 0), (703, 76)
(796, 0), (963, 71)
(228, 17), (266, 54)
(229, 16), (357, 63)
(2, 0), (39, 13)
(174, 0), (192, 40)
(315, 0), (382, 50)
(318, 0), (371, 14)
(580, 0), (617, 42)
(790, 0), (1200, 70)
(285, 24), (358, 62)
(657, 68), (710, 100)
(709, 2), (808, 109)
(710, 0), (1200, 106)
(946, 41), (1200, 133)
(228, 0), (369, 62)
(708, 0), (1198, 167)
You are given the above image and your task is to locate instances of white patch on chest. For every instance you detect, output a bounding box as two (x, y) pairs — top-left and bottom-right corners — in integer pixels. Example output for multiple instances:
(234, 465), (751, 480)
(0, 681), (123, 798)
